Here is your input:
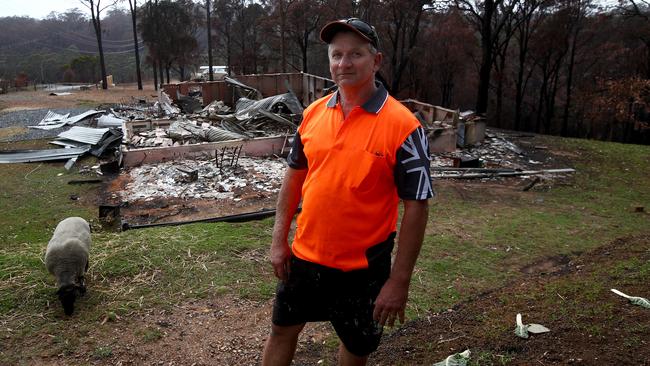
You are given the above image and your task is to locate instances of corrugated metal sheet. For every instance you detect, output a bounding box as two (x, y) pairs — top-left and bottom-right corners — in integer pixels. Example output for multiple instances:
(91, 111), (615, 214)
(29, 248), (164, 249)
(28, 110), (105, 130)
(97, 114), (125, 128)
(49, 139), (88, 148)
(0, 147), (90, 163)
(57, 126), (109, 145)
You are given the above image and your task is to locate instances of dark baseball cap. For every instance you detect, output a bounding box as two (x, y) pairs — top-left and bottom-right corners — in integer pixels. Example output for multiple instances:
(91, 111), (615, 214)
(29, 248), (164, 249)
(320, 18), (380, 49)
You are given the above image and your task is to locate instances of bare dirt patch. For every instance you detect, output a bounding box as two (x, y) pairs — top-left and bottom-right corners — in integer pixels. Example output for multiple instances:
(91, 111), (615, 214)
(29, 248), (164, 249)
(0, 84), (155, 112)
(23, 296), (335, 366)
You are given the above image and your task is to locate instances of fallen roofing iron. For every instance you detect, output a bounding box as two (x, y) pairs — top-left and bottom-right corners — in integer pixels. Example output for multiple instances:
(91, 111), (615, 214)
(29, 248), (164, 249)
(97, 114), (126, 128)
(233, 92), (303, 120)
(157, 91), (181, 115)
(120, 207), (287, 231)
(28, 109), (105, 130)
(57, 126), (109, 145)
(433, 168), (576, 179)
(167, 120), (247, 142)
(0, 146), (90, 163)
(224, 76), (263, 99)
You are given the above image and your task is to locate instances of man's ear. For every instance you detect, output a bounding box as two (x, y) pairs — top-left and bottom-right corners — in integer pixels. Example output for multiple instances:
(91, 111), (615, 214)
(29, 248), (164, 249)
(373, 52), (383, 72)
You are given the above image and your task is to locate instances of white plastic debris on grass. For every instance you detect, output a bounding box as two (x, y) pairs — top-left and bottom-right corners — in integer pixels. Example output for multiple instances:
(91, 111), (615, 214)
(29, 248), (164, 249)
(514, 313), (550, 339)
(118, 156), (286, 202)
(611, 289), (650, 309)
(433, 349), (471, 366)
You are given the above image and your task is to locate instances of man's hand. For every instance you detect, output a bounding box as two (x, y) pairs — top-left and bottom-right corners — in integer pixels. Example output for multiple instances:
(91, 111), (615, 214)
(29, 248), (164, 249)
(269, 167), (306, 281)
(270, 239), (291, 281)
(373, 278), (409, 327)
(373, 199), (428, 327)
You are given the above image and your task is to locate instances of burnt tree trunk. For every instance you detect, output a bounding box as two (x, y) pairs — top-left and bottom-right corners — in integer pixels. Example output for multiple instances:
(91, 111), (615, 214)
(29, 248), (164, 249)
(206, 0), (214, 81)
(152, 60), (158, 91)
(129, 0), (143, 90)
(476, 0), (495, 115)
(89, 1), (108, 90)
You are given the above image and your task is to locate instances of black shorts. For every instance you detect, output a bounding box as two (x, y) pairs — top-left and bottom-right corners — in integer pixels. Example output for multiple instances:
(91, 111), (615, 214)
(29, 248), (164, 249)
(272, 233), (395, 357)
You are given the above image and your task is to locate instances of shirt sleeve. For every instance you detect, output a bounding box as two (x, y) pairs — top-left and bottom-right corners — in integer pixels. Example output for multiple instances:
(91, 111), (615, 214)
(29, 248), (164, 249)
(394, 126), (434, 200)
(286, 132), (308, 169)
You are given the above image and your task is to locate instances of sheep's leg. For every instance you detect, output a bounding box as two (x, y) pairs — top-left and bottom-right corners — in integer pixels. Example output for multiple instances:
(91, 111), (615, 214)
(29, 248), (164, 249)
(78, 275), (87, 295)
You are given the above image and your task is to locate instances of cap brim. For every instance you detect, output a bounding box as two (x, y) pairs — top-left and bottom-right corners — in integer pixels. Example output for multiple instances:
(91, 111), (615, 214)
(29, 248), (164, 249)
(320, 21), (373, 45)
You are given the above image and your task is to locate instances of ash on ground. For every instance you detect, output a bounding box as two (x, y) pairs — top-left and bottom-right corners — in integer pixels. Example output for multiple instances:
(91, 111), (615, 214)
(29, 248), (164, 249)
(117, 156), (286, 202)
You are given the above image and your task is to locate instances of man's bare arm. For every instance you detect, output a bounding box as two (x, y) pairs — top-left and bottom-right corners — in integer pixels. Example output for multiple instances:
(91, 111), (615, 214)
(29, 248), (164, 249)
(270, 167), (308, 281)
(373, 199), (429, 326)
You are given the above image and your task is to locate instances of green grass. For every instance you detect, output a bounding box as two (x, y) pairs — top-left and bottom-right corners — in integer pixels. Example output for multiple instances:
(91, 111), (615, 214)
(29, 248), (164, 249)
(469, 351), (515, 366)
(406, 136), (649, 316)
(92, 345), (113, 359)
(76, 99), (99, 108)
(138, 327), (164, 342)
(0, 135), (649, 363)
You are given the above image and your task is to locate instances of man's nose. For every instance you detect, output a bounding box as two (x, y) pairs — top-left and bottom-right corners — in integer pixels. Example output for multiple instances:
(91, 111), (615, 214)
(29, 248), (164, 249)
(338, 54), (353, 68)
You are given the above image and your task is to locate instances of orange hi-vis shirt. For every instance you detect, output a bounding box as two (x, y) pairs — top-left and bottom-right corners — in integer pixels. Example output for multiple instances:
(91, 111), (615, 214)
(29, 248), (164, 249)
(287, 84), (432, 271)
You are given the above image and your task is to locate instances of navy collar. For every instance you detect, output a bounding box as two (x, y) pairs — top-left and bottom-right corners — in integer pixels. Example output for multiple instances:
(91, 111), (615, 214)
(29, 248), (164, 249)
(326, 82), (388, 114)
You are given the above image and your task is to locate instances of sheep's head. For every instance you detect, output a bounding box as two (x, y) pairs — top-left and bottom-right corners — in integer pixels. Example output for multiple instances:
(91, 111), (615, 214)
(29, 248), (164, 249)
(57, 284), (82, 316)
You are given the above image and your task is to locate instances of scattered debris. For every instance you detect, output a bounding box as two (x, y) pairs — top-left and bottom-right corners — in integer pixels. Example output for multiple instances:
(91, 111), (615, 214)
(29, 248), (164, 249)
(611, 289), (650, 308)
(176, 94), (203, 114)
(116, 156), (285, 202)
(433, 168), (575, 180)
(157, 91), (181, 115)
(521, 176), (541, 191)
(121, 208), (279, 231)
(514, 313), (550, 339)
(67, 179), (103, 185)
(432, 349), (471, 366)
(175, 166), (198, 183)
(203, 100), (231, 115)
(225, 76), (263, 100)
(167, 119), (247, 144)
(231, 92), (303, 121)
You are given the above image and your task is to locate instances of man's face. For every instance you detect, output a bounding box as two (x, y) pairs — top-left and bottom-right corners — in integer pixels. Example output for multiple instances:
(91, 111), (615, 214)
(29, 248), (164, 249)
(328, 32), (381, 89)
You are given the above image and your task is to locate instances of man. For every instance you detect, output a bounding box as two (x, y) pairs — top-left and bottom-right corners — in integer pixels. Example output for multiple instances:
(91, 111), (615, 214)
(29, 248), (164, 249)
(262, 18), (432, 366)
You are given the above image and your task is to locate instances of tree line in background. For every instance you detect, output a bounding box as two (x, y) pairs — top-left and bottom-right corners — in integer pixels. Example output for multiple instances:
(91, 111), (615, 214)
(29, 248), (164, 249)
(0, 0), (648, 143)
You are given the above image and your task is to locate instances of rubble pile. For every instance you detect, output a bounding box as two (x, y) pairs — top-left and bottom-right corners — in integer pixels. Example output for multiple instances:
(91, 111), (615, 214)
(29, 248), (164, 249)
(114, 89), (302, 149)
(117, 156), (286, 202)
(429, 128), (576, 182)
(129, 119), (250, 148)
(431, 130), (537, 170)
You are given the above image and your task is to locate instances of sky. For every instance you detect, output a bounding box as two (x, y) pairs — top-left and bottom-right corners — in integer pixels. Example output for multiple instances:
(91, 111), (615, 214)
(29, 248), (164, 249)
(0, 0), (127, 19)
(0, 0), (621, 19)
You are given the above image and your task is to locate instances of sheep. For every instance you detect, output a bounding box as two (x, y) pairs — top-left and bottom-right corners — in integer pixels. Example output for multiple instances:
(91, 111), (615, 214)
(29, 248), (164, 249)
(45, 217), (91, 316)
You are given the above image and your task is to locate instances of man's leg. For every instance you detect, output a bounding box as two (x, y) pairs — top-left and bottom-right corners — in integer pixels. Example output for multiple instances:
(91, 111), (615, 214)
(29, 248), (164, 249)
(338, 343), (368, 366)
(262, 322), (305, 366)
